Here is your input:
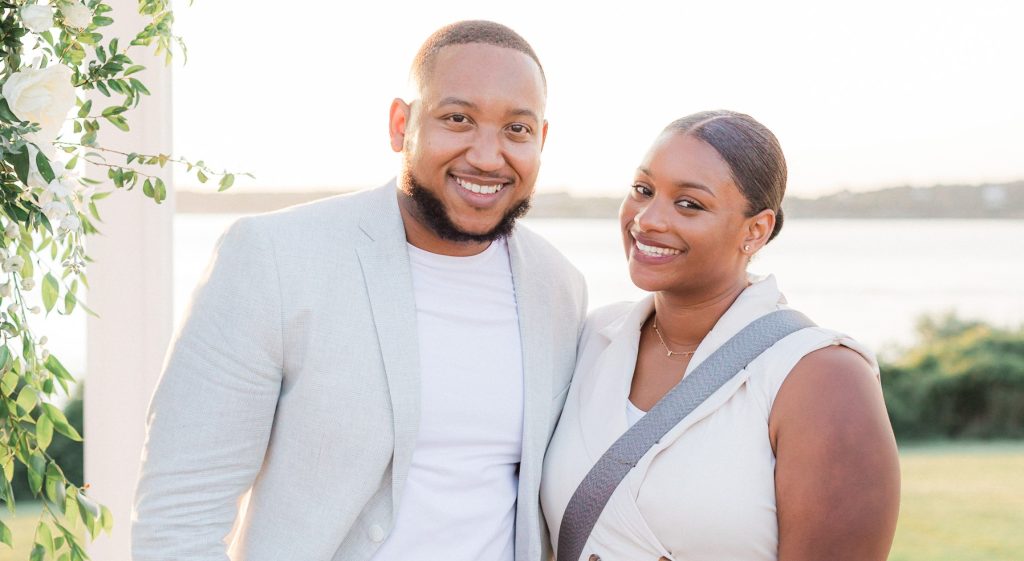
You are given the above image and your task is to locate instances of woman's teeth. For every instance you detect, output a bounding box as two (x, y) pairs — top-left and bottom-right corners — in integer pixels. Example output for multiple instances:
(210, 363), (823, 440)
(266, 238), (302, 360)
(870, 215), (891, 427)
(636, 240), (681, 257)
(455, 177), (505, 195)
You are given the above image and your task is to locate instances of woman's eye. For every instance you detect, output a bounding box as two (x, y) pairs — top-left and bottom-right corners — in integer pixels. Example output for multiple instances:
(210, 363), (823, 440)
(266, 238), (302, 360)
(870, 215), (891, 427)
(676, 199), (704, 210)
(631, 184), (652, 197)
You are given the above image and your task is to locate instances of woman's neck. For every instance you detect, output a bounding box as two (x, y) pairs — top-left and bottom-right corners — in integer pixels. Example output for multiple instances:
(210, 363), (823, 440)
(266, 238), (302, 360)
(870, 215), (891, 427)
(652, 275), (750, 346)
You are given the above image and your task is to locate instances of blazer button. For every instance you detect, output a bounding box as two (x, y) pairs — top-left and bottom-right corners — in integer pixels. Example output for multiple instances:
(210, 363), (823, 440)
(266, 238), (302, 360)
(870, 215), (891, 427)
(368, 524), (386, 543)
(589, 555), (601, 561)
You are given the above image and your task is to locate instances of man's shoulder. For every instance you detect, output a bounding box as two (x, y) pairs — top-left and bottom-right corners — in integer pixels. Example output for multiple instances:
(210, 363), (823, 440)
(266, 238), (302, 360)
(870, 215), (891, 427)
(510, 222), (580, 277)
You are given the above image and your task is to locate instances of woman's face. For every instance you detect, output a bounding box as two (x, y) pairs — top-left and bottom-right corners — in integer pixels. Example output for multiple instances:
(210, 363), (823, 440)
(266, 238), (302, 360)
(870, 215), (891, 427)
(619, 132), (758, 296)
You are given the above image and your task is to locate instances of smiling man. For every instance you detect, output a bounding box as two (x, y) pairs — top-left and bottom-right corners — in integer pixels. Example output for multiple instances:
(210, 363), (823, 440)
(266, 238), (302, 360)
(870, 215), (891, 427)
(132, 21), (587, 561)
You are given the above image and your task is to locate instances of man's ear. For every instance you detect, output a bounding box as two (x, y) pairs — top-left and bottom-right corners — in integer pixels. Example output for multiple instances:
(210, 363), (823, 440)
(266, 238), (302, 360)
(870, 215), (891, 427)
(540, 119), (549, 151)
(389, 98), (411, 153)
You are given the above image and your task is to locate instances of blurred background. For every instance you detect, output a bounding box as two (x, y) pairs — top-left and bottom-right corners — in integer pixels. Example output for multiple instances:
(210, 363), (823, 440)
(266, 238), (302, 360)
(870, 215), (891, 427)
(3, 1), (1023, 560)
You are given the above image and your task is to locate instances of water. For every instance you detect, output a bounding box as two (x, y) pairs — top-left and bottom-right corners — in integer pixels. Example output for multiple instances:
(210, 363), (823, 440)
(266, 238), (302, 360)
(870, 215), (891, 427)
(38, 216), (1024, 378)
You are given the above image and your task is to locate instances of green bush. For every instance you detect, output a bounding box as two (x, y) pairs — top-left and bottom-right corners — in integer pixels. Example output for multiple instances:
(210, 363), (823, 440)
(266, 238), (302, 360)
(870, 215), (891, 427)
(881, 315), (1024, 440)
(11, 385), (83, 500)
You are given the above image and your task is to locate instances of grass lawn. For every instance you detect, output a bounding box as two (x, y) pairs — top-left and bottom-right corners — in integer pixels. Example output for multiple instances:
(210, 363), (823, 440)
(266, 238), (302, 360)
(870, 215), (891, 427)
(889, 441), (1024, 561)
(0, 441), (1021, 560)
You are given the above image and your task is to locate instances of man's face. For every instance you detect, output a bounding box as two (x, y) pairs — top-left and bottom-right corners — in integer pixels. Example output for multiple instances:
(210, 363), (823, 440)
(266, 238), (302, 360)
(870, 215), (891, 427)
(390, 43), (548, 253)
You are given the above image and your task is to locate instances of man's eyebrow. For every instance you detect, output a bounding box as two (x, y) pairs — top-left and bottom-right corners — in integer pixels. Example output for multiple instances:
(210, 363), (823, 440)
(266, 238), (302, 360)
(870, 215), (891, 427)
(437, 97), (477, 109)
(637, 167), (716, 197)
(507, 108), (541, 123)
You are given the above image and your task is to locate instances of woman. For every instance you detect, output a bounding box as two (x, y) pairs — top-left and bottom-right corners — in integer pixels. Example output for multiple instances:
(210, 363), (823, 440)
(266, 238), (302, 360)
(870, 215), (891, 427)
(541, 111), (900, 561)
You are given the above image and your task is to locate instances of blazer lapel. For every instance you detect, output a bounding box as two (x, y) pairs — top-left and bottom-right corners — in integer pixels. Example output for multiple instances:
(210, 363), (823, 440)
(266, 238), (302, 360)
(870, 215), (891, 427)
(355, 182), (421, 510)
(507, 229), (555, 561)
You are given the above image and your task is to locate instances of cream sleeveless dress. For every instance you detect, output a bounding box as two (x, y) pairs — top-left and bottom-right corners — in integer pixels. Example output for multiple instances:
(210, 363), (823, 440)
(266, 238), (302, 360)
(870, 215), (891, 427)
(541, 275), (879, 561)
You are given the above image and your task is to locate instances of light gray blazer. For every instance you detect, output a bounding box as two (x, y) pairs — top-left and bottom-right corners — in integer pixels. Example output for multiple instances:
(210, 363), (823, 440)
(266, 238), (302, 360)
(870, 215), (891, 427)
(131, 182), (587, 561)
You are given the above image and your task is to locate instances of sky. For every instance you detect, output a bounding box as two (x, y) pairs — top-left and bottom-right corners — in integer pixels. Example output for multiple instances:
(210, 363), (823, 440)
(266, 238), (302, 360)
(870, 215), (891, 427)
(171, 0), (1024, 197)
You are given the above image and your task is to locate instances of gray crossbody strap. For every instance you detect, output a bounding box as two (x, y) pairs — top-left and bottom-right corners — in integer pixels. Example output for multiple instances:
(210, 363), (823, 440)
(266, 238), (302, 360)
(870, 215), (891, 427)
(557, 309), (815, 561)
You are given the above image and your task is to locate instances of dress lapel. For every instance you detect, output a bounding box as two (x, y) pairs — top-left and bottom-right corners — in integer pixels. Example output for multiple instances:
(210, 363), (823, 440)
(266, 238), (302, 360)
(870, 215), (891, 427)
(354, 182), (421, 510)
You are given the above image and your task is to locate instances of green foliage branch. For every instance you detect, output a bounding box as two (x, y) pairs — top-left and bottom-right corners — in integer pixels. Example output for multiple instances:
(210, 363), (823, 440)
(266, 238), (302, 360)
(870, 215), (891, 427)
(0, 1), (246, 558)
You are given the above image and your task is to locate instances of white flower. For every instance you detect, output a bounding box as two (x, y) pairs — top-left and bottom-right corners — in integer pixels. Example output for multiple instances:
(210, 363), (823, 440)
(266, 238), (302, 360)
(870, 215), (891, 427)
(1, 65), (75, 147)
(0, 282), (10, 298)
(4, 222), (19, 240)
(61, 213), (82, 233)
(6, 304), (18, 316)
(42, 349), (50, 360)
(21, 277), (35, 291)
(42, 199), (70, 224)
(29, 306), (41, 314)
(46, 178), (73, 198)
(61, 2), (91, 29)
(2, 256), (24, 274)
(20, 5), (55, 33)
(39, 336), (48, 346)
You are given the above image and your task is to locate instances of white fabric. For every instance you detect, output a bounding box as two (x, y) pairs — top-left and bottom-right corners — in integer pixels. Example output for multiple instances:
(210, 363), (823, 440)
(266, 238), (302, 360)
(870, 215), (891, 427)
(625, 400), (646, 428)
(371, 239), (523, 561)
(131, 183), (589, 561)
(541, 274), (879, 561)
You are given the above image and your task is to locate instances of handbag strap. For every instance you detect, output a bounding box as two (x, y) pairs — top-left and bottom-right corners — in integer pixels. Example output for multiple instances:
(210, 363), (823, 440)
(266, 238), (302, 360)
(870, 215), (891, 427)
(556, 309), (816, 561)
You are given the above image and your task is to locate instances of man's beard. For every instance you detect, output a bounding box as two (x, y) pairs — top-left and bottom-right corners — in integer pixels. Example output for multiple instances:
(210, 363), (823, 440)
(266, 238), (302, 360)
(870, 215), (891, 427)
(402, 169), (531, 244)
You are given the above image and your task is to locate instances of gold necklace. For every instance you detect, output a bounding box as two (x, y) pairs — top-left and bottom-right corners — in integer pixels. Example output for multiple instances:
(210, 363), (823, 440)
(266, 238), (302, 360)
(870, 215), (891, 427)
(652, 319), (698, 358)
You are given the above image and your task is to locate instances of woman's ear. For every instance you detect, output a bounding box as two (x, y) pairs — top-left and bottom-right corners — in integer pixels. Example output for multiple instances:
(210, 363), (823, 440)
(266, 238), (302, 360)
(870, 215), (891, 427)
(742, 208), (776, 254)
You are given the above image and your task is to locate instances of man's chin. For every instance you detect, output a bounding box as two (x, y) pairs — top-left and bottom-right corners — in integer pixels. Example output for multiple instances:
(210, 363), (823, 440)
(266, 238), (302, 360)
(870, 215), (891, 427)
(405, 172), (530, 244)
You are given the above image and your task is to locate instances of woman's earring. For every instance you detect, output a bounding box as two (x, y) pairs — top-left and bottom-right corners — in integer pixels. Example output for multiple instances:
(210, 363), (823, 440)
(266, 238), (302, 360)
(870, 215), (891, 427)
(743, 244), (751, 252)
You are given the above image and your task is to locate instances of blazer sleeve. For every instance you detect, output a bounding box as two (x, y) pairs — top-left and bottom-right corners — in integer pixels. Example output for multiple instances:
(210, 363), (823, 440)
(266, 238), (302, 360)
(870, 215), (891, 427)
(132, 217), (285, 560)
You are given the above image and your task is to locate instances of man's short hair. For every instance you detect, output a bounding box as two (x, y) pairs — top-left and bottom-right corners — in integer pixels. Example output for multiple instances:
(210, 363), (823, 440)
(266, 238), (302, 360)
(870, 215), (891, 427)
(410, 20), (546, 93)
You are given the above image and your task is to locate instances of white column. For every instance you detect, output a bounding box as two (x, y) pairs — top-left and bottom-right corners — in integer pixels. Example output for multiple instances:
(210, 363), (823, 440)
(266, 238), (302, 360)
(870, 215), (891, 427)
(84, 2), (174, 559)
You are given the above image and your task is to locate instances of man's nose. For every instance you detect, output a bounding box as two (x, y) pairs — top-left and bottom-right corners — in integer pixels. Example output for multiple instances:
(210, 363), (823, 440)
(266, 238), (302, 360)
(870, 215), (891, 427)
(465, 130), (505, 172)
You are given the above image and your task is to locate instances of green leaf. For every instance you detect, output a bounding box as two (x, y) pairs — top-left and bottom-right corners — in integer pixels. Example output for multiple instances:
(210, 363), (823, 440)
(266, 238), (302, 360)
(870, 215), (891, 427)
(42, 273), (60, 313)
(93, 15), (114, 26)
(196, 170), (208, 183)
(100, 505), (113, 532)
(35, 521), (54, 554)
(64, 289), (78, 314)
(109, 37), (119, 53)
(0, 98), (19, 122)
(30, 544), (45, 561)
(101, 105), (126, 117)
(8, 147), (31, 185)
(218, 174), (234, 191)
(0, 519), (11, 547)
(44, 355), (74, 383)
(0, 370), (16, 397)
(78, 99), (93, 118)
(35, 151), (56, 183)
(27, 453), (46, 496)
(124, 64), (145, 76)
(17, 386), (39, 415)
(129, 78), (151, 96)
(142, 178), (154, 198)
(37, 413), (54, 450)
(95, 81), (110, 97)
(104, 114), (130, 131)
(155, 178), (166, 203)
(42, 403), (81, 441)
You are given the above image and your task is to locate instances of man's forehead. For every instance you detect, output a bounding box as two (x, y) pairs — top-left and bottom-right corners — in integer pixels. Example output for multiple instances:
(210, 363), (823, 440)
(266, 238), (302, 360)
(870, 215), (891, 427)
(414, 43), (546, 101)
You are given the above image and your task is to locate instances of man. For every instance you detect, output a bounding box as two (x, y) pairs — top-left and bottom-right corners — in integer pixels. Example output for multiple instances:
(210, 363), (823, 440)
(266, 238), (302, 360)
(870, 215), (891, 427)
(131, 20), (587, 561)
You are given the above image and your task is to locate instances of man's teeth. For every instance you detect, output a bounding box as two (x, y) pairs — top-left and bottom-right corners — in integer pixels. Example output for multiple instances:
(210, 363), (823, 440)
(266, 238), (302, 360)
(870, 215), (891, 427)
(636, 240), (681, 257)
(455, 177), (505, 195)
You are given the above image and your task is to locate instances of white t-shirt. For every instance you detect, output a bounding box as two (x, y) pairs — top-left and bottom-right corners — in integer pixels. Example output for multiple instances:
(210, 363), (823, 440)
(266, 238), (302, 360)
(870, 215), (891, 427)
(371, 238), (524, 561)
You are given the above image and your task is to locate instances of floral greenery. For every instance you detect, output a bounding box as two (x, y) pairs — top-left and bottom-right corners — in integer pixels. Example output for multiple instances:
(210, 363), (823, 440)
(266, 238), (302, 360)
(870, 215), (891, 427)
(0, 1), (243, 558)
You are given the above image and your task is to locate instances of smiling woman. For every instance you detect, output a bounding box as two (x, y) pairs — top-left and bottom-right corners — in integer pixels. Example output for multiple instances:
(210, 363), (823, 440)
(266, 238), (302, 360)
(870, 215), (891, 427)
(542, 110), (901, 561)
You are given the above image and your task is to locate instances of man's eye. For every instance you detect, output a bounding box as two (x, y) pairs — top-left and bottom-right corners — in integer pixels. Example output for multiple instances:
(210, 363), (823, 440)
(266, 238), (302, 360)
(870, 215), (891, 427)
(508, 124), (530, 134)
(448, 114), (469, 124)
